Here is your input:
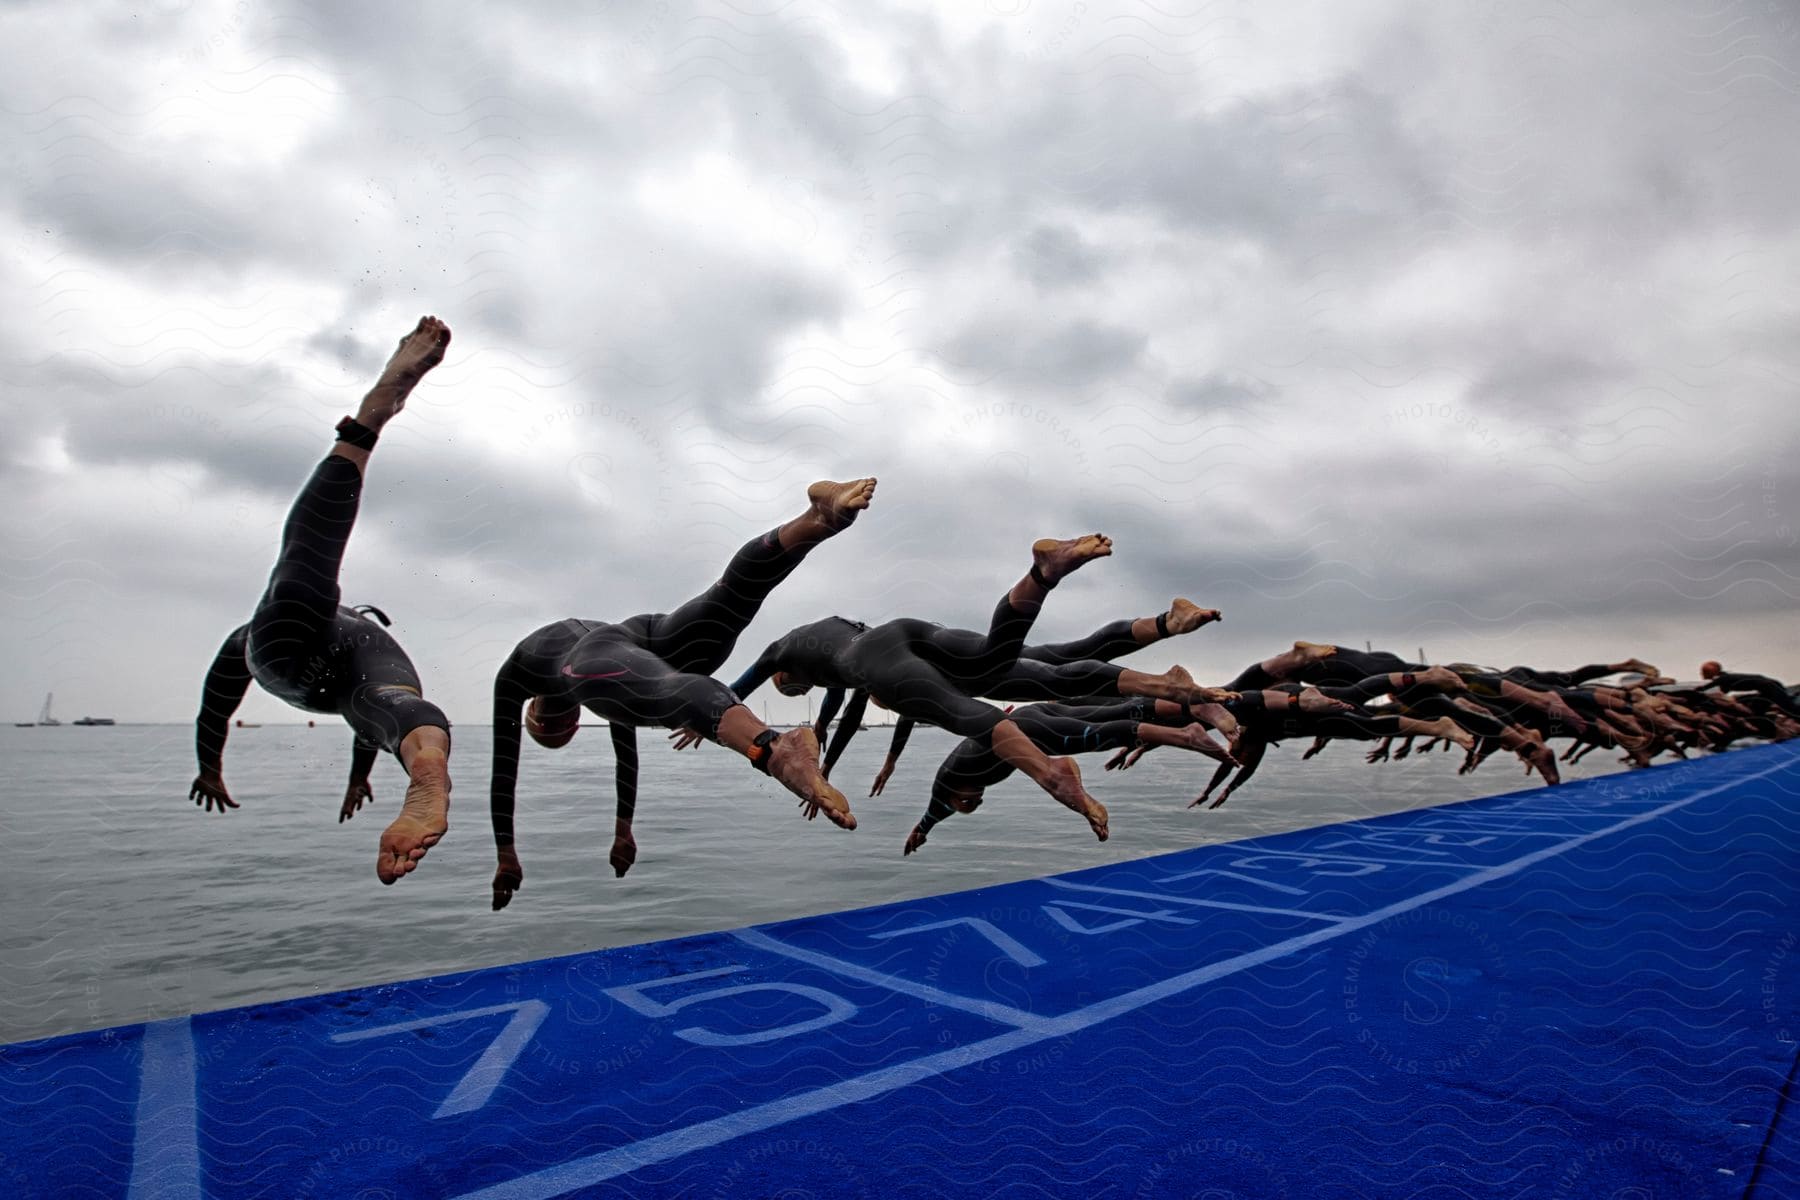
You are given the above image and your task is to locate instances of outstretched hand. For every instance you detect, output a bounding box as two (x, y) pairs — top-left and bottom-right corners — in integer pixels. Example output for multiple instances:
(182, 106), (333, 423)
(668, 727), (704, 751)
(609, 833), (637, 878)
(492, 852), (524, 911)
(190, 774), (237, 813)
(870, 762), (894, 796)
(338, 778), (373, 823)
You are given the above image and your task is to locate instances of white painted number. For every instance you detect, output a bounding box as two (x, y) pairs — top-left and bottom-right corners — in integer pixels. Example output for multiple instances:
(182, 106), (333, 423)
(603, 965), (858, 1047)
(331, 1000), (549, 1118)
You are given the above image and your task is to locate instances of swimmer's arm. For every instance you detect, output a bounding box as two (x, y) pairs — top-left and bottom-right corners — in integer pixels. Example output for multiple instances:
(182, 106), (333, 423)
(728, 643), (781, 702)
(191, 626), (251, 810)
(338, 739), (378, 822)
(490, 660), (529, 909)
(813, 687), (846, 747)
(820, 690), (868, 780)
(608, 723), (639, 878)
(871, 716), (915, 795)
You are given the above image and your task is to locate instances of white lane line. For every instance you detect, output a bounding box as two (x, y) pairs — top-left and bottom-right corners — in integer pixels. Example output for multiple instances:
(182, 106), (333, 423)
(1223, 849), (1489, 871)
(1042, 877), (1344, 922)
(449, 752), (1795, 1200)
(732, 928), (1051, 1032)
(127, 1016), (201, 1200)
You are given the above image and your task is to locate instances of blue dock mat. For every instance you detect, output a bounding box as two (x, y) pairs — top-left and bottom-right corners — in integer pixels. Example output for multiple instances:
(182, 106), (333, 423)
(5, 741), (1799, 1198)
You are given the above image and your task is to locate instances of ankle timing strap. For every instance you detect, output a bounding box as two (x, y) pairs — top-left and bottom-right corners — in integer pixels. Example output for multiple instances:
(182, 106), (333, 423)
(1156, 611), (1171, 638)
(335, 416), (379, 450)
(746, 728), (779, 774)
(1029, 563), (1057, 591)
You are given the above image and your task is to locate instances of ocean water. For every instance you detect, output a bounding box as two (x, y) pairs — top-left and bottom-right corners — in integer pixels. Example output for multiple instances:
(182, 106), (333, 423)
(0, 721), (1630, 1044)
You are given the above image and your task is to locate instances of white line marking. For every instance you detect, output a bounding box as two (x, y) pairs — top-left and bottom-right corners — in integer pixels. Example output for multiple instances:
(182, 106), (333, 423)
(450, 752), (1795, 1200)
(1157, 868), (1308, 894)
(1042, 877), (1343, 922)
(127, 1017), (200, 1200)
(332, 1001), (550, 1118)
(732, 928), (1049, 1031)
(869, 917), (1046, 967)
(1047, 900), (1197, 926)
(1225, 849), (1485, 871)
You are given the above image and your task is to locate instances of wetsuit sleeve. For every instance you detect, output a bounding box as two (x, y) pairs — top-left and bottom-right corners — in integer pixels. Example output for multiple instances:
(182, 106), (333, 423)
(813, 687), (846, 745)
(195, 625), (252, 779)
(348, 739), (378, 787)
(728, 641), (782, 702)
(611, 723), (638, 834)
(888, 717), (915, 761)
(490, 653), (530, 855)
(821, 690), (870, 777)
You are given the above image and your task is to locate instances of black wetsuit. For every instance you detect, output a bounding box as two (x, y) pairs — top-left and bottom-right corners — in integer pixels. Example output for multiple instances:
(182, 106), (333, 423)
(490, 526), (831, 839)
(816, 618), (1154, 776)
(1704, 672), (1800, 717)
(1503, 664), (1628, 689)
(732, 592), (1046, 742)
(1227, 647), (1421, 692)
(195, 453), (449, 782)
(913, 698), (1160, 837)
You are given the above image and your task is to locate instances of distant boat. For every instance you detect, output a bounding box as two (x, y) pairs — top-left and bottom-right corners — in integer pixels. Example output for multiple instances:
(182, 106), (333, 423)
(37, 693), (60, 727)
(72, 716), (115, 726)
(12, 722), (32, 728)
(234, 719), (261, 728)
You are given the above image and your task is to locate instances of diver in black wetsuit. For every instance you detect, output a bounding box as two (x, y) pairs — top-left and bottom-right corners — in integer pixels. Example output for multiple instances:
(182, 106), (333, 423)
(190, 316), (455, 886)
(899, 696), (1241, 855)
(1700, 661), (1800, 718)
(813, 599), (1233, 793)
(488, 479), (876, 908)
(726, 535), (1119, 842)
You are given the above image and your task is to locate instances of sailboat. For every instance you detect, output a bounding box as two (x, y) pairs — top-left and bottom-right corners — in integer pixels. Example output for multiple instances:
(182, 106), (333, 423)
(36, 694), (60, 727)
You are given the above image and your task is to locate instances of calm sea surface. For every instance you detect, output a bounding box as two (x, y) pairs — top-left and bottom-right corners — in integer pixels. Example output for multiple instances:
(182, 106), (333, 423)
(0, 721), (1630, 1043)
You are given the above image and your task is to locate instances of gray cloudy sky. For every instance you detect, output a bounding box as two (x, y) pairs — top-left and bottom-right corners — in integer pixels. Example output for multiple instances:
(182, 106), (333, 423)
(2, 0), (1798, 727)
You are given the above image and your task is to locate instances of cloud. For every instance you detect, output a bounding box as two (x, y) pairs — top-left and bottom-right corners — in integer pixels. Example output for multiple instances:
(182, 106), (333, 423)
(0, 0), (1797, 729)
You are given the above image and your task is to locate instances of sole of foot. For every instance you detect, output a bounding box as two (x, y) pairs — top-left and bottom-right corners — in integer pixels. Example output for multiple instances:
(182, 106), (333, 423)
(1031, 533), (1112, 585)
(807, 478), (877, 528)
(1164, 598), (1219, 635)
(1048, 757), (1108, 842)
(378, 750), (449, 885)
(771, 728), (857, 829)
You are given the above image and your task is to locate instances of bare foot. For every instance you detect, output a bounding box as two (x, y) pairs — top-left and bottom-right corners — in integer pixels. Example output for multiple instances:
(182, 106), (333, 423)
(1432, 719), (1477, 752)
(1032, 534), (1112, 585)
(1296, 687), (1354, 715)
(379, 748), (449, 885)
(1046, 757), (1108, 841)
(357, 315), (451, 430)
(806, 477), (877, 530)
(1164, 598), (1220, 635)
(903, 825), (929, 856)
(1188, 702), (1239, 739)
(492, 850), (523, 911)
(525, 697), (581, 749)
(1173, 723), (1237, 766)
(1293, 640), (1338, 662)
(1415, 666), (1468, 692)
(1141, 663), (1203, 702)
(769, 728), (856, 829)
(1619, 658), (1660, 678)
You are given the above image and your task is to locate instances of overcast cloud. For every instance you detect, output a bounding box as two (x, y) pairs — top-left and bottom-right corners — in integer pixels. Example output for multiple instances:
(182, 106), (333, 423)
(2, 0), (1797, 729)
